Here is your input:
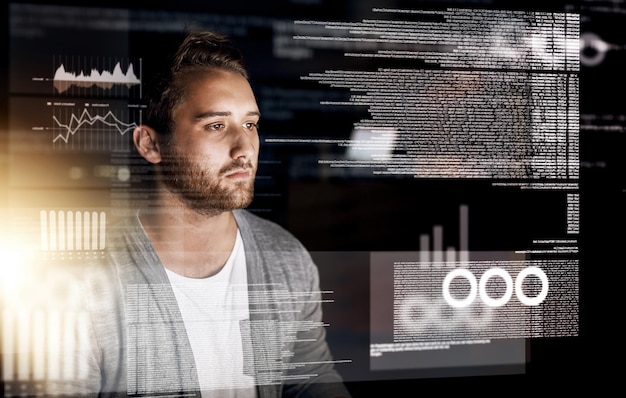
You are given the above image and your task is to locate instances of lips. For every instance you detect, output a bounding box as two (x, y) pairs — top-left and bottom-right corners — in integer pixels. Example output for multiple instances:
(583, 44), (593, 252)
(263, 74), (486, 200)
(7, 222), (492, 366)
(224, 168), (252, 179)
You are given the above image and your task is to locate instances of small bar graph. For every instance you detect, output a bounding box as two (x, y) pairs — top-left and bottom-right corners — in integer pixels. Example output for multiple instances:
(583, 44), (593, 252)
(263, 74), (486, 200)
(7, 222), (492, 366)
(419, 204), (469, 264)
(2, 308), (90, 396)
(40, 210), (106, 251)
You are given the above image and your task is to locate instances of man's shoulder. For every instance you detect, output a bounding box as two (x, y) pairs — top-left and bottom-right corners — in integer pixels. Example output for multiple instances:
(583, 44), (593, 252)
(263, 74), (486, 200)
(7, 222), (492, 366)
(233, 209), (306, 251)
(233, 209), (292, 236)
(234, 210), (318, 287)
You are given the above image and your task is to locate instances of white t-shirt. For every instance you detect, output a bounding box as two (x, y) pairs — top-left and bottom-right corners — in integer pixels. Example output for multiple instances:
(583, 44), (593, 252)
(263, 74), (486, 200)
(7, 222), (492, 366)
(165, 230), (257, 398)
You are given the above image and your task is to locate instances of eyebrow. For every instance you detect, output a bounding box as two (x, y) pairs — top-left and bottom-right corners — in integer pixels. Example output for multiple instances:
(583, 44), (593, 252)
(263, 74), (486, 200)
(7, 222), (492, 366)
(194, 110), (261, 120)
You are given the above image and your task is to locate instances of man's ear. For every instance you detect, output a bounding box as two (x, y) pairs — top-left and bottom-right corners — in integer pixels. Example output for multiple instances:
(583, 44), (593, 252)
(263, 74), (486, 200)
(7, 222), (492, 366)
(133, 125), (162, 164)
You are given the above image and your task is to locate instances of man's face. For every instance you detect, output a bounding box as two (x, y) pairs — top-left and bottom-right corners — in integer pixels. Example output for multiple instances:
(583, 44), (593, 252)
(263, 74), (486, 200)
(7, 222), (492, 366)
(158, 69), (260, 215)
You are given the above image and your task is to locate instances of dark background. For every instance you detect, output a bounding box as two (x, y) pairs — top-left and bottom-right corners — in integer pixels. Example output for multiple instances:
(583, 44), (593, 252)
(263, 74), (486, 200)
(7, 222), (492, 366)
(1, 0), (623, 395)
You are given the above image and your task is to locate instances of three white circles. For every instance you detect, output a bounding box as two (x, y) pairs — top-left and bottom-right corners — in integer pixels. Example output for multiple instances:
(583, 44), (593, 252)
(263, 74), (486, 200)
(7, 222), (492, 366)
(442, 266), (548, 308)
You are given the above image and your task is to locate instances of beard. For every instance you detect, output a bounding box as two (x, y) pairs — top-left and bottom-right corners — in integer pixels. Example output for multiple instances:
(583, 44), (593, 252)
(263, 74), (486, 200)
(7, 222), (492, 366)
(158, 144), (256, 216)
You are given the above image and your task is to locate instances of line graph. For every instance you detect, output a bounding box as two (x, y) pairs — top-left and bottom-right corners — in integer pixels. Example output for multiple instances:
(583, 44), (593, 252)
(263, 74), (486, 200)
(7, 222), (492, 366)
(52, 108), (137, 150)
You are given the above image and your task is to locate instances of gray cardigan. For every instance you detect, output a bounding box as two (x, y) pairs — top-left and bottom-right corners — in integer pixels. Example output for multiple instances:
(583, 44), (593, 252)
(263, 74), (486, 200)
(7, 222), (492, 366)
(58, 209), (350, 398)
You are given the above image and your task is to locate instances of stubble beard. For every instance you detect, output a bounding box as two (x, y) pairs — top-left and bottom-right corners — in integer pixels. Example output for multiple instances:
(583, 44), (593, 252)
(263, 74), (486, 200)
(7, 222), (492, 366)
(159, 145), (256, 216)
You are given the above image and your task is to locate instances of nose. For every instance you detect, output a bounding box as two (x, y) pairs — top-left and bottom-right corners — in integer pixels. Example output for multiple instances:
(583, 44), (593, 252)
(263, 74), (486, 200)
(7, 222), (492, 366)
(229, 127), (258, 162)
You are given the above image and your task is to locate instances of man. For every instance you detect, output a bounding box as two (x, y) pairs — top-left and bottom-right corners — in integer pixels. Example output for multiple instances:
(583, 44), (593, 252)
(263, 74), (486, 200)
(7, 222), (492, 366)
(52, 30), (351, 398)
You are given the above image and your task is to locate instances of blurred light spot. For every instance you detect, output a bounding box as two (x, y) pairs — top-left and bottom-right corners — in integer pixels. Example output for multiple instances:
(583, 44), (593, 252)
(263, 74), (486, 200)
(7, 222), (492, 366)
(93, 164), (114, 178)
(68, 167), (84, 180)
(117, 166), (131, 182)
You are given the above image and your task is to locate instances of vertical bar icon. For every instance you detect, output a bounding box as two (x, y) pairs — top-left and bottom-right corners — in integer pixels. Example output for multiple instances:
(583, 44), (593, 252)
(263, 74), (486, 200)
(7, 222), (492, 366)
(460, 204), (469, 264)
(47, 310), (61, 381)
(83, 211), (90, 250)
(32, 310), (46, 381)
(2, 309), (15, 382)
(433, 225), (443, 264)
(75, 211), (82, 250)
(40, 211), (48, 251)
(17, 311), (30, 380)
(419, 234), (430, 263)
(99, 211), (107, 250)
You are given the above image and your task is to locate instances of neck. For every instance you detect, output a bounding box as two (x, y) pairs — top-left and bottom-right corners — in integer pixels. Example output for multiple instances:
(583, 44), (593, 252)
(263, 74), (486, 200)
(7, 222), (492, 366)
(138, 189), (240, 278)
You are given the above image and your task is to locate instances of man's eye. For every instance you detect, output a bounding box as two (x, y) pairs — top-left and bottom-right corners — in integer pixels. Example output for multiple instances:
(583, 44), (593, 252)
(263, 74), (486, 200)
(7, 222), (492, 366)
(244, 122), (258, 130)
(206, 123), (224, 131)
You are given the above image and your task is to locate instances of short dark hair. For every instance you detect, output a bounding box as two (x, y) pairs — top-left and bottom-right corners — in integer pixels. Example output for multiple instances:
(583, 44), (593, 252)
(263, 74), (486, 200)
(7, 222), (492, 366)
(143, 30), (249, 136)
